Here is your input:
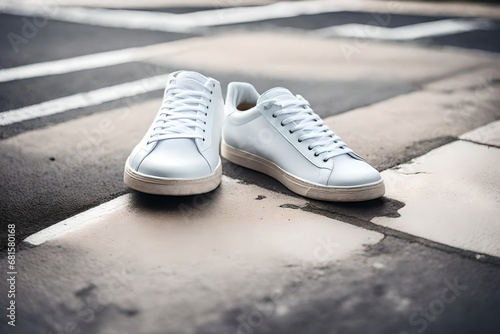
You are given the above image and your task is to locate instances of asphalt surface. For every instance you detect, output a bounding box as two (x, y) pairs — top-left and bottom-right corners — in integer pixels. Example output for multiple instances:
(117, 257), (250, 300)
(214, 11), (500, 52)
(198, 236), (500, 334)
(1, 4), (500, 334)
(2, 7), (499, 247)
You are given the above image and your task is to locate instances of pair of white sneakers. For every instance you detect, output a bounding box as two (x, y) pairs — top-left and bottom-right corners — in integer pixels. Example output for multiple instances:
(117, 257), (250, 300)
(124, 71), (385, 202)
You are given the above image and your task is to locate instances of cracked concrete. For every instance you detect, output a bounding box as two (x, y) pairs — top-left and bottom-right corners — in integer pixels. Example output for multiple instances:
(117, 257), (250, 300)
(460, 120), (500, 148)
(2, 176), (383, 334)
(372, 140), (500, 257)
(2, 7), (500, 333)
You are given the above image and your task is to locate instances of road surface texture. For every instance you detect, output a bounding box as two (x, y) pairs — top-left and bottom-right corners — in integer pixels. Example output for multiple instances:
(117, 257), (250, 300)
(0, 0), (499, 333)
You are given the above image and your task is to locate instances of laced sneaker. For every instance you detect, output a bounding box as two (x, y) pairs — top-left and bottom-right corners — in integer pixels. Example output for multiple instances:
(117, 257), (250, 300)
(124, 71), (224, 195)
(221, 82), (385, 202)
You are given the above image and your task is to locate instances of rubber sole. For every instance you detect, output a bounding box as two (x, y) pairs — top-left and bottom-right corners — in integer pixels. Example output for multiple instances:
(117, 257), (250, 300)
(124, 161), (222, 196)
(221, 141), (385, 202)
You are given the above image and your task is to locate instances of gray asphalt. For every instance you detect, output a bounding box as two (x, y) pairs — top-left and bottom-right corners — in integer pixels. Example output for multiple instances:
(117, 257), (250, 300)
(0, 57), (415, 247)
(0, 13), (194, 68)
(2, 234), (499, 334)
(1, 5), (500, 334)
(198, 236), (500, 334)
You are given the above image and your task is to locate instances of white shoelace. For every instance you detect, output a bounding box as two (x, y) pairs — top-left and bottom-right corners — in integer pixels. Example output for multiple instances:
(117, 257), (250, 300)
(148, 85), (212, 144)
(265, 95), (353, 161)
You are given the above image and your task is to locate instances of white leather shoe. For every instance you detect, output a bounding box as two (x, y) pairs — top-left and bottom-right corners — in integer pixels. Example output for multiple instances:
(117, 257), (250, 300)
(124, 71), (224, 195)
(222, 82), (385, 202)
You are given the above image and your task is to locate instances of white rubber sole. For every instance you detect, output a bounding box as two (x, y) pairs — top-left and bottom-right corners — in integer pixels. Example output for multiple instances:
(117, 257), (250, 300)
(124, 160), (222, 196)
(221, 141), (385, 202)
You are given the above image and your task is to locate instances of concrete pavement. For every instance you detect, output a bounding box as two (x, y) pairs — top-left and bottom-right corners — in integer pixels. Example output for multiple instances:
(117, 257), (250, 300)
(1, 1), (500, 333)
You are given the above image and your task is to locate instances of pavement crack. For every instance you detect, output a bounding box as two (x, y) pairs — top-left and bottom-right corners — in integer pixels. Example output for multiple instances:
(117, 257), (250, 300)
(459, 138), (500, 150)
(279, 203), (301, 209)
(117, 307), (139, 317)
(392, 170), (430, 175)
(74, 283), (97, 298)
(298, 203), (500, 268)
(376, 136), (457, 171)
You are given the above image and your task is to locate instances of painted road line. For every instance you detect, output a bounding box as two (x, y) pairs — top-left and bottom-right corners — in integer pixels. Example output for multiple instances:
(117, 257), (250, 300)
(0, 0), (351, 32)
(0, 41), (190, 83)
(315, 18), (494, 41)
(24, 194), (130, 246)
(0, 74), (168, 126)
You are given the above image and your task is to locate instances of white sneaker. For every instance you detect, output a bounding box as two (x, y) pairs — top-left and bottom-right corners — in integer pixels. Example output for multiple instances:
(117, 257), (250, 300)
(124, 71), (224, 195)
(221, 82), (385, 202)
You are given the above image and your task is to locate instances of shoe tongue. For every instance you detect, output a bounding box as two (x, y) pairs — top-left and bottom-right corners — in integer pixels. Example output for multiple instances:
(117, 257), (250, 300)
(174, 71), (208, 91)
(257, 87), (294, 104)
(163, 71), (209, 136)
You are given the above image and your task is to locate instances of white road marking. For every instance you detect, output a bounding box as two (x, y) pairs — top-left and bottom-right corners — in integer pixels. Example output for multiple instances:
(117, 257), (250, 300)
(24, 194), (130, 246)
(0, 41), (190, 83)
(315, 18), (493, 41)
(0, 74), (168, 126)
(0, 0), (350, 32)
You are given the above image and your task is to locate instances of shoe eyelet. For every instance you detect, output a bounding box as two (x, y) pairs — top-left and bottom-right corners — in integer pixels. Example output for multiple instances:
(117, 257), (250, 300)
(210, 91), (213, 94)
(212, 83), (216, 87)
(280, 122), (284, 126)
(203, 138), (206, 141)
(272, 114), (277, 118)
(308, 147), (312, 150)
(206, 106), (209, 109)
(323, 159), (328, 162)
(289, 130), (293, 134)
(204, 121), (207, 124)
(209, 99), (212, 102)
(205, 113), (208, 116)
(314, 153), (319, 157)
(203, 130), (206, 132)
(298, 139), (302, 143)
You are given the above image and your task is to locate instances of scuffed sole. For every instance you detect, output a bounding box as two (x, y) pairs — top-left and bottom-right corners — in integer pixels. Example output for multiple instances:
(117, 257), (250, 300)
(124, 161), (222, 196)
(221, 142), (385, 202)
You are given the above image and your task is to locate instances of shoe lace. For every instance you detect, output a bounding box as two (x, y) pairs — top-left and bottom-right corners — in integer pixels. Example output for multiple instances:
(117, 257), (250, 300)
(148, 84), (212, 144)
(265, 95), (353, 161)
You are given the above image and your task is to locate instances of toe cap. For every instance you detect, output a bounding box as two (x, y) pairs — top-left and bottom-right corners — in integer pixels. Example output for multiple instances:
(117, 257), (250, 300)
(137, 139), (211, 179)
(327, 154), (382, 187)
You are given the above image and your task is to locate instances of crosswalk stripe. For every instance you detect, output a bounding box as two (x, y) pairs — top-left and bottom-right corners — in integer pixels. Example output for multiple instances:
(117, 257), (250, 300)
(0, 75), (168, 126)
(0, 0), (347, 32)
(24, 195), (130, 246)
(0, 41), (189, 83)
(315, 18), (493, 41)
